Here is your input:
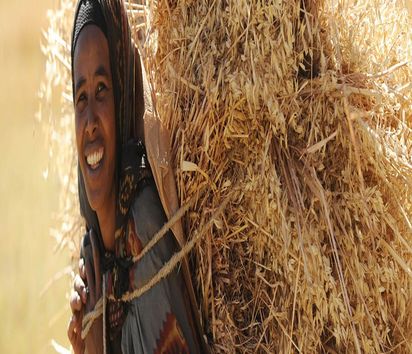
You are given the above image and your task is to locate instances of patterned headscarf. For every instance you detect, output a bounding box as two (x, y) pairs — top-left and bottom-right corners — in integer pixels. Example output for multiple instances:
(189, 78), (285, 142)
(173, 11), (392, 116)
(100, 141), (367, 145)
(71, 0), (148, 255)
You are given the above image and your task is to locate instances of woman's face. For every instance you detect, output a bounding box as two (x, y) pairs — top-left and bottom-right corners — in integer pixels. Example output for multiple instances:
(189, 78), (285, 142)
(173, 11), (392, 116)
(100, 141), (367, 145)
(73, 25), (116, 213)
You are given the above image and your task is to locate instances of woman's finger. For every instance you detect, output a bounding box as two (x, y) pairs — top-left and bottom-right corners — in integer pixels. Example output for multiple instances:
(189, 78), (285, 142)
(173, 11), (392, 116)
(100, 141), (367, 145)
(70, 290), (82, 313)
(79, 257), (86, 281)
(74, 273), (87, 304)
(73, 334), (85, 354)
(68, 314), (80, 347)
(67, 314), (76, 340)
(75, 310), (83, 338)
(68, 313), (85, 354)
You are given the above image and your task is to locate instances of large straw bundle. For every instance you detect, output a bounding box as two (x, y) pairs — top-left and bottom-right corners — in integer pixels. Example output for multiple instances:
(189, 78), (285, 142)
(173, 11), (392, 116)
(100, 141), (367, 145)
(40, 0), (412, 352)
(143, 0), (412, 352)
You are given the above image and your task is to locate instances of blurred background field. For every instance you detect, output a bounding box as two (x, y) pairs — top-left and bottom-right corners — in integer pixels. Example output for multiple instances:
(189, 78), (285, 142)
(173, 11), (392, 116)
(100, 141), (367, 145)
(0, 0), (71, 352)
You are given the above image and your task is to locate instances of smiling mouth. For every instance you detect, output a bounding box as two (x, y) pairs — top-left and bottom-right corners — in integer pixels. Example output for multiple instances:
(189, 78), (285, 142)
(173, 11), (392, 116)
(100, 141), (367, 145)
(86, 147), (104, 170)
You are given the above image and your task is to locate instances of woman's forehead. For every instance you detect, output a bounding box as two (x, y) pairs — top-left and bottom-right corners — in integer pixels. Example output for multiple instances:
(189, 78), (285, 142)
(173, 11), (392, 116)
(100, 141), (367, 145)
(73, 25), (111, 81)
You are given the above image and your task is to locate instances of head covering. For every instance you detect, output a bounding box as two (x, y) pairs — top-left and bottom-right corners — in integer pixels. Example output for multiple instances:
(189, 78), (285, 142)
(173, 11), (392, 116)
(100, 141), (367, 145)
(71, 0), (148, 250)
(72, 0), (107, 52)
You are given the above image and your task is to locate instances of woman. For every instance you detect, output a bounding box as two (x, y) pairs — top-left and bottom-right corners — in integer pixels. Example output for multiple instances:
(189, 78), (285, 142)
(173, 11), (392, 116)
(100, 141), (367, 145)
(66, 1), (206, 352)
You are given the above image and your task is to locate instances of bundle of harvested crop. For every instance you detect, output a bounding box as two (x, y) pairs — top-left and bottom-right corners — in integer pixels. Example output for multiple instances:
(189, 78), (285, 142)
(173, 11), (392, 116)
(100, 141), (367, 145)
(146, 0), (412, 352)
(39, 0), (412, 352)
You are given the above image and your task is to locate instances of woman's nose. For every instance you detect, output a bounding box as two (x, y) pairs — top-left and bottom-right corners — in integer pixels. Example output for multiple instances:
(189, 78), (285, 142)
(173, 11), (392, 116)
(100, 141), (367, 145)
(85, 100), (98, 137)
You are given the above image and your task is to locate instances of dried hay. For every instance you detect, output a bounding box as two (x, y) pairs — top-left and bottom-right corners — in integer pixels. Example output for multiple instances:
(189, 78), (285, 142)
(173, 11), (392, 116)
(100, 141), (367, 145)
(38, 0), (81, 255)
(39, 0), (412, 352)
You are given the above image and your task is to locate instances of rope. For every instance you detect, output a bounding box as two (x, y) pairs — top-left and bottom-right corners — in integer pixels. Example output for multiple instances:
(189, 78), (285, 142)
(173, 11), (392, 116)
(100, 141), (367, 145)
(81, 297), (104, 340)
(79, 196), (197, 342)
(103, 276), (107, 354)
(109, 196), (230, 302)
(80, 187), (228, 341)
(132, 193), (197, 263)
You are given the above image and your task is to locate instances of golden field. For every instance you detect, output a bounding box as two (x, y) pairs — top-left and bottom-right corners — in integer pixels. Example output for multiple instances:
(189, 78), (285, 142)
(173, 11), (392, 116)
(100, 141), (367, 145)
(0, 0), (71, 352)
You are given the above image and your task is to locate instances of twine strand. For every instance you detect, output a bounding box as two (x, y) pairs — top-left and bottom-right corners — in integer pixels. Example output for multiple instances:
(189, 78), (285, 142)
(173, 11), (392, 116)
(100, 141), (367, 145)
(81, 297), (103, 340)
(109, 196), (230, 302)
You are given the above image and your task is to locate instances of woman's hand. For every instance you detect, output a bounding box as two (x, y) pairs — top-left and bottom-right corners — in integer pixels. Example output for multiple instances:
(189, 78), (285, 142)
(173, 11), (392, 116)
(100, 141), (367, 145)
(67, 230), (104, 354)
(68, 258), (87, 354)
(83, 229), (104, 354)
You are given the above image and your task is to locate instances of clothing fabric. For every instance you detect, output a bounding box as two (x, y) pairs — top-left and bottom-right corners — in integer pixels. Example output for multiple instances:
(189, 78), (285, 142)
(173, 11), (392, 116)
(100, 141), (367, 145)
(117, 179), (198, 353)
(71, 0), (207, 352)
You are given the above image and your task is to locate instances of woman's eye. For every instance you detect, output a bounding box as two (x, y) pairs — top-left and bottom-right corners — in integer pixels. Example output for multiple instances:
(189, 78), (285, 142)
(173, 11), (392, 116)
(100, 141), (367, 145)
(96, 83), (107, 96)
(76, 93), (87, 111)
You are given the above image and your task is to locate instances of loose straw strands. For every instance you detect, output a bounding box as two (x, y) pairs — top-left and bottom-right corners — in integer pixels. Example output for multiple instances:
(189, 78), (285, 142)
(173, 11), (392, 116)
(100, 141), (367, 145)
(147, 0), (412, 352)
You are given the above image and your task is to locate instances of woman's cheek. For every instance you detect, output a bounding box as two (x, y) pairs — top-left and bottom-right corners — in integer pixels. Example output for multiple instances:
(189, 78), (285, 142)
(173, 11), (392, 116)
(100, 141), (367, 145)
(74, 113), (84, 156)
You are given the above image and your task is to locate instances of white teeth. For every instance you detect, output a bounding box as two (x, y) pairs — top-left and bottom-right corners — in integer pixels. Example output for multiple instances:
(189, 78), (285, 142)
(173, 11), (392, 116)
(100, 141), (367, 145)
(86, 149), (103, 167)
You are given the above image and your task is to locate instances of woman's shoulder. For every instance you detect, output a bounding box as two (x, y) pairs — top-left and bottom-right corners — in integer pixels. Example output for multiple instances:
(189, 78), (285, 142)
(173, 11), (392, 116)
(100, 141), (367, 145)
(132, 179), (165, 221)
(130, 178), (178, 258)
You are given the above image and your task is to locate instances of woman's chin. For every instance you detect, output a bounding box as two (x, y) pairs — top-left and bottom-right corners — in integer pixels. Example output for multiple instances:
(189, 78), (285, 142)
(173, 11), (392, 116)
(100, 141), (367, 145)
(82, 163), (106, 207)
(86, 192), (105, 214)
(84, 178), (113, 214)
(85, 184), (116, 217)
(79, 153), (116, 216)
